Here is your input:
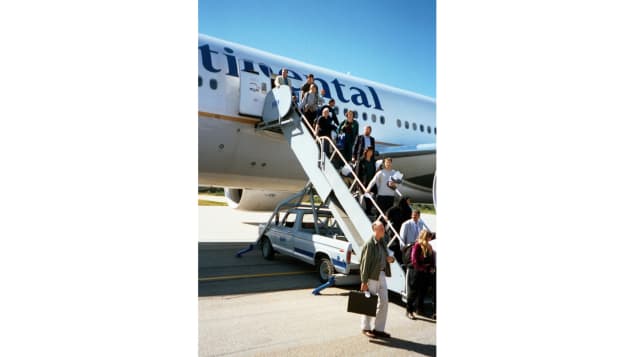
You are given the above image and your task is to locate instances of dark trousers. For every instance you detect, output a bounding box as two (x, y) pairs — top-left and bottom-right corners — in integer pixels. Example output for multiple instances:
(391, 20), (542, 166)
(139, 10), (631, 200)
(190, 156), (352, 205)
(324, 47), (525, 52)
(304, 110), (317, 127)
(342, 143), (354, 162)
(407, 269), (435, 314)
(376, 195), (394, 217)
(388, 239), (403, 265)
(406, 268), (420, 313)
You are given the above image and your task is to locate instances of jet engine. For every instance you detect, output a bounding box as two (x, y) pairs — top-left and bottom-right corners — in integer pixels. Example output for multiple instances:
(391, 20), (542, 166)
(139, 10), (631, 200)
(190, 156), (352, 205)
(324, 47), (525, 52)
(224, 188), (297, 211)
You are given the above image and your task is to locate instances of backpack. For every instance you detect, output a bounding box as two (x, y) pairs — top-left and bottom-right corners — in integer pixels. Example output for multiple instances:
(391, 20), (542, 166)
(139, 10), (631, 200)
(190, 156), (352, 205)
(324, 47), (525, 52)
(402, 243), (415, 268)
(336, 132), (346, 149)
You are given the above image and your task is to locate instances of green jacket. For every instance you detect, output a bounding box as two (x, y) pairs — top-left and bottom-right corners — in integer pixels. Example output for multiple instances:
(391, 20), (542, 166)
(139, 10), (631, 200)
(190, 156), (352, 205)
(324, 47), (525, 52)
(360, 236), (392, 283)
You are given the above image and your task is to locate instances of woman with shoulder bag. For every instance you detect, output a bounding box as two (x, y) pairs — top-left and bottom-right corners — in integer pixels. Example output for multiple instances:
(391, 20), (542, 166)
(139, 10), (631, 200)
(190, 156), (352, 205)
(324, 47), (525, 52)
(407, 229), (435, 319)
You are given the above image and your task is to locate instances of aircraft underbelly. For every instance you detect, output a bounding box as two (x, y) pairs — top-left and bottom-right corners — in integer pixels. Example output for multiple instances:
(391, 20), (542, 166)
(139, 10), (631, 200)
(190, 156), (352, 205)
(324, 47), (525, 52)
(198, 116), (307, 190)
(198, 116), (435, 201)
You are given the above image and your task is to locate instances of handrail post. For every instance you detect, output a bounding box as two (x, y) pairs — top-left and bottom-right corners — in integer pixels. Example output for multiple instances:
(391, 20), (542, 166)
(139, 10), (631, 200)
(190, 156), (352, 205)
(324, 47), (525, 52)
(319, 138), (325, 170)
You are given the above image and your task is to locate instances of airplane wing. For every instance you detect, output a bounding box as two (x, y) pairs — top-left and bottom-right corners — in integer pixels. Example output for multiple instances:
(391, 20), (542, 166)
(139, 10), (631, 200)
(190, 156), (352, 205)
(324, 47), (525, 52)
(374, 143), (436, 159)
(373, 143), (436, 201)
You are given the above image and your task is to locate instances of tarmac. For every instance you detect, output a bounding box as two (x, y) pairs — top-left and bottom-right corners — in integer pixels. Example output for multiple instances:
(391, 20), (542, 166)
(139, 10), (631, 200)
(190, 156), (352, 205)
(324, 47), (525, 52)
(199, 286), (436, 357)
(198, 195), (437, 356)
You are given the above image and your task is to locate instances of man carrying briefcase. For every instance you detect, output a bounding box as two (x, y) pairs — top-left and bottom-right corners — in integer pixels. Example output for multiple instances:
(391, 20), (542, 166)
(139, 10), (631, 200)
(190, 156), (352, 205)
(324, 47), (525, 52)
(359, 220), (395, 338)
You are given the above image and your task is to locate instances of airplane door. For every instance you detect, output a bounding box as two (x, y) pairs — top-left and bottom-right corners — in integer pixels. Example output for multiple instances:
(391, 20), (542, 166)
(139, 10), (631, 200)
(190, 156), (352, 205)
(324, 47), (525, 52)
(239, 70), (269, 117)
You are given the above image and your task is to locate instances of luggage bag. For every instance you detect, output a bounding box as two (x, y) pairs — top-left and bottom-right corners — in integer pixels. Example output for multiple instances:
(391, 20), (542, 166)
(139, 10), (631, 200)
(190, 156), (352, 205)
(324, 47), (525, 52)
(347, 291), (378, 316)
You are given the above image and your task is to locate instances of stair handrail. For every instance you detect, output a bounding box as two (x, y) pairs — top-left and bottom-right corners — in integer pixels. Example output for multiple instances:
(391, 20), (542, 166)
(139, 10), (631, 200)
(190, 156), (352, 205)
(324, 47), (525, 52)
(292, 107), (404, 246)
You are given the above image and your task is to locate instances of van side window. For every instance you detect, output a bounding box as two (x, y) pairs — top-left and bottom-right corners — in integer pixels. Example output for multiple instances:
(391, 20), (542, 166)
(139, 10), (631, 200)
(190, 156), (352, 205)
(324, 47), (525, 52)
(282, 212), (296, 228)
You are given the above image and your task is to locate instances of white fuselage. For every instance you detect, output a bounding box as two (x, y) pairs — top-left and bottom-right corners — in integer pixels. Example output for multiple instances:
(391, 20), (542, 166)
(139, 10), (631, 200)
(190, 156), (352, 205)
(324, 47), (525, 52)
(198, 34), (436, 202)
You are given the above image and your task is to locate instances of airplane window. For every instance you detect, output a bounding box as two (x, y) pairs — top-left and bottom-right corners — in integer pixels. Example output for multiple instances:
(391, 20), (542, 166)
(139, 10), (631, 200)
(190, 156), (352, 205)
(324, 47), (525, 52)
(419, 125), (424, 133)
(353, 111), (358, 119)
(427, 126), (432, 134)
(198, 76), (202, 87)
(434, 127), (437, 135)
(405, 121), (409, 129)
(380, 116), (385, 125)
(412, 123), (417, 131)
(396, 119), (402, 128)
(334, 106), (339, 115)
(209, 79), (218, 90)
(343, 108), (348, 115)
(371, 114), (377, 123)
(362, 112), (367, 121)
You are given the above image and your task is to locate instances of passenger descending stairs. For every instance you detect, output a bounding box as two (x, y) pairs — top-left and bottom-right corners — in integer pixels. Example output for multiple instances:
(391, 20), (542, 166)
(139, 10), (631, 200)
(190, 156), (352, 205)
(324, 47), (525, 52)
(257, 86), (406, 298)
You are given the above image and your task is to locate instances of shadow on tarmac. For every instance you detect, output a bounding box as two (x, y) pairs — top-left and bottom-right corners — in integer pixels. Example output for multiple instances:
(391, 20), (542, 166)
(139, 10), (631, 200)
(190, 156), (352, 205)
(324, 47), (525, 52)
(369, 338), (436, 356)
(199, 242), (323, 297)
(315, 287), (431, 316)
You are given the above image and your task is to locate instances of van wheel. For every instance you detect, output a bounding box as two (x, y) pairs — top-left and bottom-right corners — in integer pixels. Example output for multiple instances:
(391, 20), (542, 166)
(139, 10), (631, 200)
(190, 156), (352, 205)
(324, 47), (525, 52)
(261, 237), (274, 260)
(318, 256), (335, 283)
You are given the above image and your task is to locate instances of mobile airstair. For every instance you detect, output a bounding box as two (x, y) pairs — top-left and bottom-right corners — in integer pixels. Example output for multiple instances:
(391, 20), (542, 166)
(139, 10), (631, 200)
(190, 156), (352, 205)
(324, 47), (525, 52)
(253, 85), (407, 299)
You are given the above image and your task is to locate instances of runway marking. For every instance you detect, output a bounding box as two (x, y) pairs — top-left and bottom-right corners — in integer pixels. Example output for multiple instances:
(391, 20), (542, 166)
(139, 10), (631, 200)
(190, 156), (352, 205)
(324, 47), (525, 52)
(199, 270), (315, 282)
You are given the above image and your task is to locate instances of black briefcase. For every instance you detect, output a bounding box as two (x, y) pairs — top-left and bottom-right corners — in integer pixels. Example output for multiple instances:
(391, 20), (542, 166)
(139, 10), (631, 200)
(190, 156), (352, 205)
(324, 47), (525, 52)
(347, 291), (378, 316)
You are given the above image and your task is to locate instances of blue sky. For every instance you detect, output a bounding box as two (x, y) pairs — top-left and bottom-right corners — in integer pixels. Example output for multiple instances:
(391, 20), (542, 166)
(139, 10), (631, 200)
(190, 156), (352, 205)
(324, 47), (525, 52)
(199, 0), (436, 98)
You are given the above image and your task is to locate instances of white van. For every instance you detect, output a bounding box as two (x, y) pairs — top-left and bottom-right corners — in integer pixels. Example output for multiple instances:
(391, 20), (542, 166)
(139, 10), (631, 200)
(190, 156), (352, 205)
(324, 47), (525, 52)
(258, 207), (360, 282)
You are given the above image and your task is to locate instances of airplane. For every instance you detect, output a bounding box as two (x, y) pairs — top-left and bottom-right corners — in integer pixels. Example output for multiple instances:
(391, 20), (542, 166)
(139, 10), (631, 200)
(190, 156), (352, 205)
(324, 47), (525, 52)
(198, 33), (436, 210)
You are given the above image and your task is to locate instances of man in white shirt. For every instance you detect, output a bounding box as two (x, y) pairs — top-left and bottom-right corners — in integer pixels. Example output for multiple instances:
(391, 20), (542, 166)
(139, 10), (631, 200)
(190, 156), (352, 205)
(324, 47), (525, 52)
(366, 157), (398, 215)
(399, 210), (422, 249)
(416, 214), (431, 233)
